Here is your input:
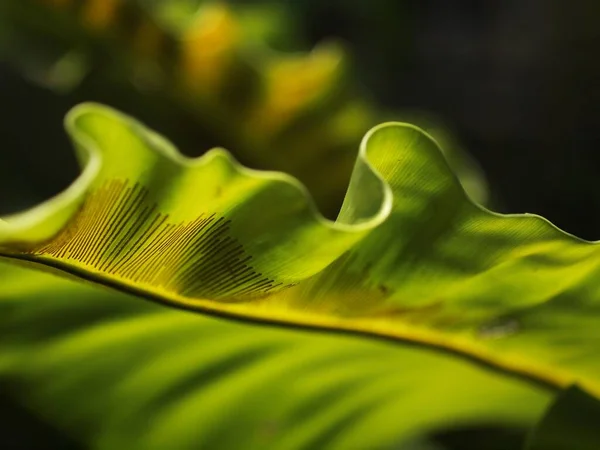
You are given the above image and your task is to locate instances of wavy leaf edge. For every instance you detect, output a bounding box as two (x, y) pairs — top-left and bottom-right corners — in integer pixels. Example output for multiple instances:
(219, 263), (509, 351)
(1, 103), (598, 397)
(2, 102), (585, 243)
(0, 102), (394, 240)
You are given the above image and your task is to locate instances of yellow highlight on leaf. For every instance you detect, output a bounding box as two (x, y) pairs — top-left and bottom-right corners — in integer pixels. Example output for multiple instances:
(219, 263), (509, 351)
(81, 0), (122, 31)
(247, 44), (346, 138)
(2, 104), (600, 403)
(180, 3), (239, 94)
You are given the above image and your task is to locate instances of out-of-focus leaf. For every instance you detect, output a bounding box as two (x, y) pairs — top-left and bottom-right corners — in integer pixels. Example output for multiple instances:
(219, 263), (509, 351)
(140, 0), (296, 46)
(0, 260), (549, 449)
(526, 386), (600, 450)
(0, 0), (487, 212)
(1, 104), (599, 400)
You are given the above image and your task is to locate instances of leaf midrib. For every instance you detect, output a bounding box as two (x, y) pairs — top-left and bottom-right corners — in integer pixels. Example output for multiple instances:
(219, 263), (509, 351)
(0, 251), (573, 398)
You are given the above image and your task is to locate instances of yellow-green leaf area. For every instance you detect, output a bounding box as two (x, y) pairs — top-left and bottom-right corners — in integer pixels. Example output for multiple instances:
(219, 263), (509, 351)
(0, 261), (549, 449)
(1, 103), (600, 398)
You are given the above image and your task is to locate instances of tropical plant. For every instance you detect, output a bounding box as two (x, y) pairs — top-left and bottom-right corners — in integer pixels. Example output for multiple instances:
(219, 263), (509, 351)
(1, 1), (599, 449)
(0, 104), (599, 449)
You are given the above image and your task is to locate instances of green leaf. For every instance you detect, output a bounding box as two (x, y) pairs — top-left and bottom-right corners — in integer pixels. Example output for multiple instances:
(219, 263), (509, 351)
(526, 386), (600, 450)
(1, 103), (599, 399)
(0, 260), (549, 449)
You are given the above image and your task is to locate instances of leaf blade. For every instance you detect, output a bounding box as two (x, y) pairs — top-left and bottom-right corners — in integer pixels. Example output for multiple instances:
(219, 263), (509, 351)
(0, 261), (550, 449)
(1, 103), (599, 398)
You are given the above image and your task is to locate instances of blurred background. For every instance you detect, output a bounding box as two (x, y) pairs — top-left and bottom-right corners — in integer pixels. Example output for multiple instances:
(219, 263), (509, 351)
(0, 0), (598, 448)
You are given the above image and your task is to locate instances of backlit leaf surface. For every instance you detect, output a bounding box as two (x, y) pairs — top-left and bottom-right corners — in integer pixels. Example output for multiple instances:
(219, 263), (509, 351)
(1, 104), (599, 400)
(0, 261), (548, 449)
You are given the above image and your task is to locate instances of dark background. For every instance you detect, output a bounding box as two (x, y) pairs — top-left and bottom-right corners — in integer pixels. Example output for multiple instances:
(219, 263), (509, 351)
(0, 1), (599, 448)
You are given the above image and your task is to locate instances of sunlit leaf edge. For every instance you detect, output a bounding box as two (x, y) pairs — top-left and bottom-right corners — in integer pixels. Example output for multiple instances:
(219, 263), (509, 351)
(0, 103), (598, 398)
